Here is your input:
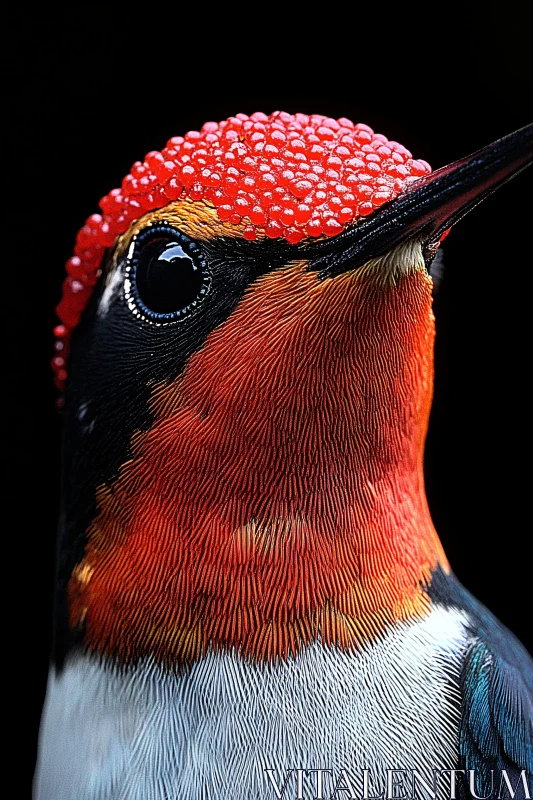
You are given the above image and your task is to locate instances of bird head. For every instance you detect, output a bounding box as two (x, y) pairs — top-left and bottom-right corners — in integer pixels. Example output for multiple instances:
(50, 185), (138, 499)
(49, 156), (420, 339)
(54, 113), (532, 666)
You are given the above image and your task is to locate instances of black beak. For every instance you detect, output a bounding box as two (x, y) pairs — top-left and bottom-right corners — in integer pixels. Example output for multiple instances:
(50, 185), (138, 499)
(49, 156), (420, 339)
(300, 123), (533, 278)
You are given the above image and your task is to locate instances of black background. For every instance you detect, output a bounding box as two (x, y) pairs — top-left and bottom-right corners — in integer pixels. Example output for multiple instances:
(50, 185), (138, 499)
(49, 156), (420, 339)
(5, 8), (532, 793)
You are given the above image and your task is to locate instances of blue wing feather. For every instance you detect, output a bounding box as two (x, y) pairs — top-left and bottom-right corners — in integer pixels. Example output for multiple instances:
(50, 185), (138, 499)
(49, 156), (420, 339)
(429, 569), (533, 796)
(460, 636), (533, 795)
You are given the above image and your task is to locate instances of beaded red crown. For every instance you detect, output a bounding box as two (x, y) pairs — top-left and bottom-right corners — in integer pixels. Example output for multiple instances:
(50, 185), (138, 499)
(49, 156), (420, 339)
(52, 111), (431, 394)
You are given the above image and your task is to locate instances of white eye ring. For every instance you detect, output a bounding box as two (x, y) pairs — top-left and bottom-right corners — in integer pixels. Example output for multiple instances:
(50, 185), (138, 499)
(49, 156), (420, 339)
(124, 223), (211, 326)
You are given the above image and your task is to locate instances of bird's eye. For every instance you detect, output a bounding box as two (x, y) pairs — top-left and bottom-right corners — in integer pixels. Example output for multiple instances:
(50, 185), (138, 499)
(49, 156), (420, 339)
(124, 225), (210, 324)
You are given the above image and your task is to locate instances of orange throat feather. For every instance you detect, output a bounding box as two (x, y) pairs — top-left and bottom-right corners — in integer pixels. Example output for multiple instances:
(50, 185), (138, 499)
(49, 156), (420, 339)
(69, 259), (448, 664)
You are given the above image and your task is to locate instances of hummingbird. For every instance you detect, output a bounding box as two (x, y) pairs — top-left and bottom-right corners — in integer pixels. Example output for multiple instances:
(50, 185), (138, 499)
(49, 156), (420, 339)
(35, 112), (532, 800)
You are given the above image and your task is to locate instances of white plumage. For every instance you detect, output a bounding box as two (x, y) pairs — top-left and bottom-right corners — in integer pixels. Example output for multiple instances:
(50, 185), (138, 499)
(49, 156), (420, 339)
(35, 605), (471, 800)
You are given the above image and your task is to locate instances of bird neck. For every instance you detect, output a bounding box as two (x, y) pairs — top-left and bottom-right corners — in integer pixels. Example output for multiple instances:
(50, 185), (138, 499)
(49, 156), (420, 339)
(69, 264), (448, 665)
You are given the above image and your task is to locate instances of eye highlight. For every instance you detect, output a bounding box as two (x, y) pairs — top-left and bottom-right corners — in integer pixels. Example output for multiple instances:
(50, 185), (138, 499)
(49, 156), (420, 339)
(124, 225), (211, 324)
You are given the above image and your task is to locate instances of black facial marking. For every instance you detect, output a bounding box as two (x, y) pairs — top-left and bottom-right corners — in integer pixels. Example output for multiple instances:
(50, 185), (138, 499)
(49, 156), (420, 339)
(54, 225), (293, 666)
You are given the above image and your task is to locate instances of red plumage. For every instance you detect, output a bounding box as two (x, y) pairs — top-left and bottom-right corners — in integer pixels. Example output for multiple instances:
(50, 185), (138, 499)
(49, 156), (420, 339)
(69, 261), (447, 664)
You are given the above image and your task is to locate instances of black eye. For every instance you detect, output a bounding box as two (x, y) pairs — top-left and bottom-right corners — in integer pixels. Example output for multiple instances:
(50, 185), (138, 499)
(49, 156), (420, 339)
(125, 225), (210, 323)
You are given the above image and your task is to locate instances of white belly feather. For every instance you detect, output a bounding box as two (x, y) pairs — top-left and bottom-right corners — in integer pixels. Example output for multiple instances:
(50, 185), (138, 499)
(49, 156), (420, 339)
(34, 606), (470, 800)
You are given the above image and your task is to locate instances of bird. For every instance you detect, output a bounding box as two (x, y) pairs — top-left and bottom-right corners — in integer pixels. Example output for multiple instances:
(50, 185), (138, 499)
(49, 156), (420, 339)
(35, 111), (532, 800)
